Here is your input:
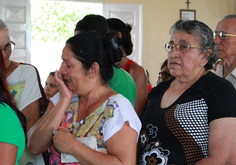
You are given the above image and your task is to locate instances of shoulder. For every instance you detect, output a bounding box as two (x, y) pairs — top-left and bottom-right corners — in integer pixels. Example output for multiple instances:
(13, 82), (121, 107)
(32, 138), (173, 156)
(130, 62), (145, 74)
(130, 63), (147, 81)
(231, 67), (236, 77)
(19, 63), (39, 73)
(0, 103), (19, 123)
(0, 103), (25, 149)
(201, 72), (236, 122)
(103, 94), (141, 141)
(197, 72), (236, 104)
(12, 64), (39, 78)
(108, 94), (139, 120)
(0, 103), (13, 113)
(109, 94), (133, 108)
(113, 67), (135, 83)
(130, 62), (143, 71)
(201, 72), (234, 90)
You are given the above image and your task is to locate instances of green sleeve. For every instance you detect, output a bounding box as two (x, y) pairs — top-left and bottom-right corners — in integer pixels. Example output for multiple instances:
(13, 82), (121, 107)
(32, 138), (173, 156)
(0, 103), (25, 163)
(108, 67), (136, 107)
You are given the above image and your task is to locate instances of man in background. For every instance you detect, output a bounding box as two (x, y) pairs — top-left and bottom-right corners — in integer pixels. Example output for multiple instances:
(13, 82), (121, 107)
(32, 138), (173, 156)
(214, 14), (236, 89)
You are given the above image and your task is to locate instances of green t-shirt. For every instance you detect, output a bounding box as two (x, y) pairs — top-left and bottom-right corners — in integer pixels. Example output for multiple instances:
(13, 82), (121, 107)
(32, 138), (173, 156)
(0, 103), (25, 165)
(108, 67), (136, 107)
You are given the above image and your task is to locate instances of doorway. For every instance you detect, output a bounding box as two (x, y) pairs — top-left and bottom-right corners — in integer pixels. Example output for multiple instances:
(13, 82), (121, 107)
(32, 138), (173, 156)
(30, 0), (103, 85)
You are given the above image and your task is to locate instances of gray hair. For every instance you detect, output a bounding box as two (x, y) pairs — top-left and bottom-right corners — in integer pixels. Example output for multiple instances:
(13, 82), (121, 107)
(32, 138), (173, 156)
(0, 18), (8, 31)
(169, 19), (218, 70)
(222, 14), (236, 20)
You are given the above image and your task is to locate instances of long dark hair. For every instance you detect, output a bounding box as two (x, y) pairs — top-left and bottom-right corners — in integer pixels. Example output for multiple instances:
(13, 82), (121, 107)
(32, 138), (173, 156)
(0, 50), (26, 133)
(107, 18), (133, 56)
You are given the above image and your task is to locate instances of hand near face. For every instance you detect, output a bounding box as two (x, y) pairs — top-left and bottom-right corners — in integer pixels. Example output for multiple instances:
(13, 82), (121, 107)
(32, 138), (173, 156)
(53, 127), (77, 154)
(54, 70), (73, 101)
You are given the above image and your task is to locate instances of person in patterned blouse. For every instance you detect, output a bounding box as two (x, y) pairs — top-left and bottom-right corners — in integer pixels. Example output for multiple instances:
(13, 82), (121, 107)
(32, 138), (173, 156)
(27, 32), (141, 165)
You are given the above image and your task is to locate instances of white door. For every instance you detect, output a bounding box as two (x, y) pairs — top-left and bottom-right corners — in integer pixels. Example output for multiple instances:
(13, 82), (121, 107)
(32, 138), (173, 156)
(103, 3), (143, 66)
(0, 0), (31, 63)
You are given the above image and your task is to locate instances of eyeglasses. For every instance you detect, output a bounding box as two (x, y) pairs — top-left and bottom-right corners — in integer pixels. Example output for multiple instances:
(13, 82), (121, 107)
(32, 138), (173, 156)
(213, 31), (236, 40)
(158, 72), (173, 79)
(165, 43), (201, 54)
(1, 41), (15, 55)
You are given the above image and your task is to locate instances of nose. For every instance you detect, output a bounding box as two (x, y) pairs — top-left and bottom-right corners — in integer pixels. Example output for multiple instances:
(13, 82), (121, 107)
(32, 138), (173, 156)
(168, 48), (180, 58)
(214, 34), (221, 45)
(1, 49), (7, 58)
(59, 62), (67, 75)
(44, 84), (50, 92)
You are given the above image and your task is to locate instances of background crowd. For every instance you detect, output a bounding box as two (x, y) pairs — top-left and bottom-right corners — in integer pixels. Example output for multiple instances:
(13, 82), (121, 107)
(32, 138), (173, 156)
(1, 12), (236, 165)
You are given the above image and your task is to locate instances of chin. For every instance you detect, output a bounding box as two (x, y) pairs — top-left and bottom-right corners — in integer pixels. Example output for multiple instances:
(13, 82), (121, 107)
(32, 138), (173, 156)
(217, 52), (226, 60)
(68, 86), (76, 92)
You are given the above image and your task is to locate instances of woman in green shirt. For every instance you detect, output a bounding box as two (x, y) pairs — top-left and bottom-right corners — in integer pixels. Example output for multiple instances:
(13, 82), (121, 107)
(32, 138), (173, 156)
(0, 47), (26, 164)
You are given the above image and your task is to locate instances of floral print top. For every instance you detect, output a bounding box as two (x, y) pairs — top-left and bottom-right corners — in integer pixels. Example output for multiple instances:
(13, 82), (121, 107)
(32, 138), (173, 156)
(49, 94), (141, 165)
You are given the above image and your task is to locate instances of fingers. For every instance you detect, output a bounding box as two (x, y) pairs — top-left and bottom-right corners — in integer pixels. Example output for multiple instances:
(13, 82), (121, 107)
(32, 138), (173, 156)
(54, 70), (68, 92)
(54, 70), (63, 84)
(58, 127), (67, 131)
(53, 130), (57, 143)
(53, 130), (57, 136)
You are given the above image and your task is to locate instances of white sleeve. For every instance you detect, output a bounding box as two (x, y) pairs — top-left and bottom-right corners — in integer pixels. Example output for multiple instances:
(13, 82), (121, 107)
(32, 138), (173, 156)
(50, 92), (60, 105)
(18, 66), (42, 111)
(103, 94), (142, 142)
(50, 93), (78, 106)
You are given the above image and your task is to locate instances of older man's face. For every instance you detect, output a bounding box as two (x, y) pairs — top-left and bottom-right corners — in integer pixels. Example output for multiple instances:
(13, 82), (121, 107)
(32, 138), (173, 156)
(214, 19), (236, 60)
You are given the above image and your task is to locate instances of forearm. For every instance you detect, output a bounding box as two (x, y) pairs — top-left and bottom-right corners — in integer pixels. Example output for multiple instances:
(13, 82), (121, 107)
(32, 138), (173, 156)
(195, 157), (227, 165)
(55, 123), (137, 165)
(70, 141), (135, 165)
(21, 100), (40, 134)
(0, 142), (18, 165)
(27, 98), (70, 154)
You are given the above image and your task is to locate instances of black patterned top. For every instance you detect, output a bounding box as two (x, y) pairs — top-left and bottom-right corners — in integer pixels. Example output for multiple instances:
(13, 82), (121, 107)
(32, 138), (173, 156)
(137, 72), (236, 165)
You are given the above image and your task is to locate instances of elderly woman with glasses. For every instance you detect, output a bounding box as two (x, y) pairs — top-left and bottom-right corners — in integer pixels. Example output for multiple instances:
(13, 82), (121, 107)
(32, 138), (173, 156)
(137, 19), (236, 165)
(0, 19), (47, 164)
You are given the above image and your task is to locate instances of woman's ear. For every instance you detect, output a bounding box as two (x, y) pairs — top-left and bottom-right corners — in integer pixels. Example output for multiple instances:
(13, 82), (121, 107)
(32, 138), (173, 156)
(204, 49), (212, 59)
(200, 49), (212, 67)
(88, 62), (100, 79)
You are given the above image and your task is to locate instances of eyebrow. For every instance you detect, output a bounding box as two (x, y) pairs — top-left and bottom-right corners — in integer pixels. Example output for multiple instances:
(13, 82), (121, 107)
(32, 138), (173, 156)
(179, 39), (189, 43)
(1, 42), (10, 49)
(4, 42), (10, 47)
(214, 30), (227, 33)
(169, 39), (189, 44)
(62, 59), (69, 62)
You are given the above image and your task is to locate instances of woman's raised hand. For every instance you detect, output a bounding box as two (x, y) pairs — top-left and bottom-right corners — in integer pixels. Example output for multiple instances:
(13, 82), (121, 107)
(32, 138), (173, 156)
(54, 69), (73, 101)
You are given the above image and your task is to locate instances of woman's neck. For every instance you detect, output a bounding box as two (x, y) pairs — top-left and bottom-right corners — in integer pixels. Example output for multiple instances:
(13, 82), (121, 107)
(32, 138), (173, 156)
(77, 85), (115, 121)
(119, 56), (129, 68)
(173, 69), (208, 90)
(6, 61), (20, 77)
(79, 84), (114, 107)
